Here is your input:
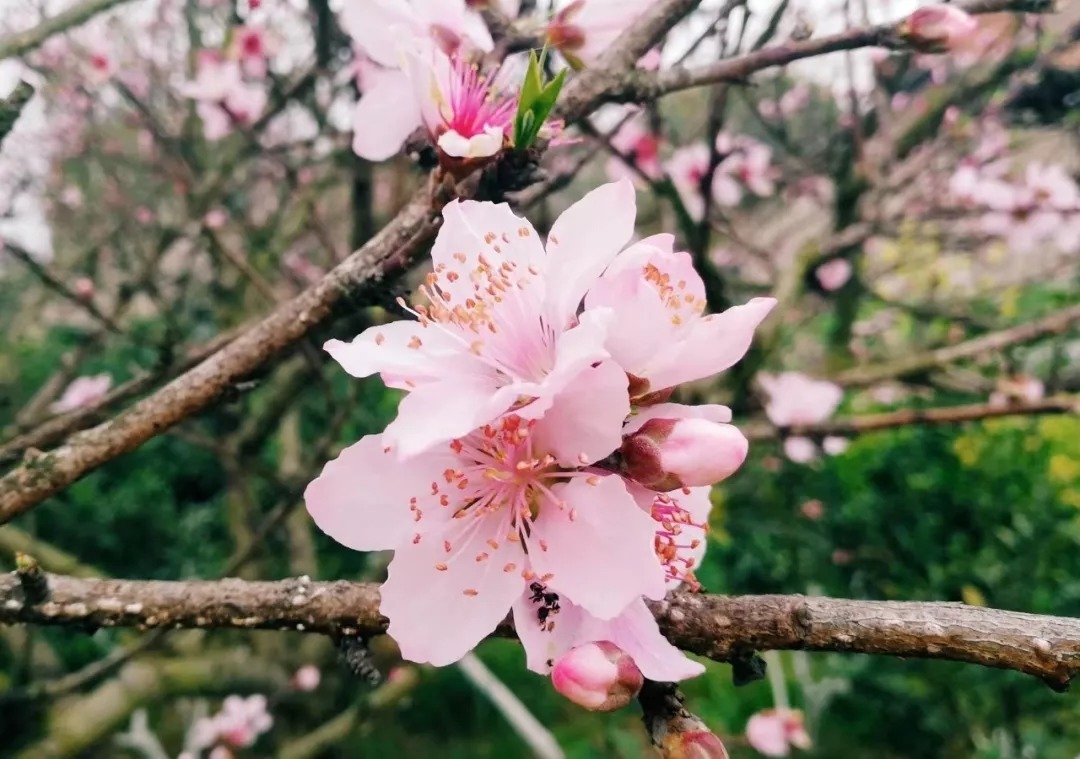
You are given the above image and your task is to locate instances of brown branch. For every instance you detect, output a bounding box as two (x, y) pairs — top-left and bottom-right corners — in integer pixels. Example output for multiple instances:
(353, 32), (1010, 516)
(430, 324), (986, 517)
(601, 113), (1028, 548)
(0, 189), (440, 525)
(831, 303), (1080, 387)
(4, 573), (1080, 690)
(0, 0), (138, 60)
(744, 395), (1080, 440)
(614, 0), (1054, 103)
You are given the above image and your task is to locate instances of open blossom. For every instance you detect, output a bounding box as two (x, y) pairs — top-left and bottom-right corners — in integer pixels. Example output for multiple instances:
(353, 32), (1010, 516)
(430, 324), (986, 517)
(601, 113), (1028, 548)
(745, 708), (812, 756)
(717, 137), (776, 199)
(546, 0), (654, 67)
(758, 372), (844, 463)
(352, 44), (516, 162)
(324, 181), (645, 456)
(340, 0), (493, 69)
(307, 389), (674, 666)
(181, 51), (266, 141)
(291, 665), (321, 692)
(229, 25), (274, 79)
(584, 233), (776, 402)
(667, 135), (777, 219)
(551, 641), (643, 711)
(50, 374), (112, 413)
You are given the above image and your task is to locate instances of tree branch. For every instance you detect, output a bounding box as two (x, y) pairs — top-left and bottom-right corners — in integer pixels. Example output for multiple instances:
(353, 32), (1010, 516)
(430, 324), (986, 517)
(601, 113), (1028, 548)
(744, 395), (1080, 440)
(3, 572), (1080, 691)
(0, 0), (138, 61)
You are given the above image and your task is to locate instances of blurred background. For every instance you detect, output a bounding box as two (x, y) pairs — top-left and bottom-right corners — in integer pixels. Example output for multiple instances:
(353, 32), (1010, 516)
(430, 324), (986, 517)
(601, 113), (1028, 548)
(1, 0), (1079, 756)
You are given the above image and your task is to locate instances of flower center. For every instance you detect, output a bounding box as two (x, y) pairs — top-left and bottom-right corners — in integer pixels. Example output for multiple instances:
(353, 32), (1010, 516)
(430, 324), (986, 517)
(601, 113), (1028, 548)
(649, 491), (706, 589)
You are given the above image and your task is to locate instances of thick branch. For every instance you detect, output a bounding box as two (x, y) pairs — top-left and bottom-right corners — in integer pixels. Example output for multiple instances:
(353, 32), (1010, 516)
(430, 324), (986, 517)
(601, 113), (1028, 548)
(0, 0), (138, 61)
(3, 573), (1080, 690)
(744, 395), (1080, 440)
(0, 80), (33, 147)
(831, 303), (1080, 387)
(0, 189), (439, 525)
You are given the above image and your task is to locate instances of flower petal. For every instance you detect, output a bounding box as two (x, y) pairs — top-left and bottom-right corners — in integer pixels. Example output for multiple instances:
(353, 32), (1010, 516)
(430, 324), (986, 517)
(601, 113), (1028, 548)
(599, 598), (705, 681)
(531, 360), (628, 467)
(381, 510), (526, 666)
(513, 591), (587, 674)
(340, 0), (416, 68)
(305, 435), (457, 552)
(351, 69), (422, 161)
(324, 320), (470, 389)
(623, 403), (732, 436)
(544, 180), (637, 330)
(530, 474), (666, 618)
(646, 297), (776, 391)
(383, 377), (516, 458)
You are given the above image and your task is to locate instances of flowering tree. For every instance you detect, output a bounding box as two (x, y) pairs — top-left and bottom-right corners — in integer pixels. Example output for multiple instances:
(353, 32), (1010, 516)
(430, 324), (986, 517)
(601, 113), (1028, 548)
(0, 0), (1079, 756)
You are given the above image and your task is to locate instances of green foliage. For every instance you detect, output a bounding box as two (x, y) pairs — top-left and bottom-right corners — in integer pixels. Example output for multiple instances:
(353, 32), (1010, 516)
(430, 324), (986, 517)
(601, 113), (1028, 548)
(512, 49), (566, 151)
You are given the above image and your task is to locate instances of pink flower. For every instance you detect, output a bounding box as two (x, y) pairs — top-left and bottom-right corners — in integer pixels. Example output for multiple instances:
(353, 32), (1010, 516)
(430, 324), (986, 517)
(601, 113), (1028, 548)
(745, 708), (812, 757)
(584, 233), (776, 402)
(352, 45), (516, 162)
(899, 5), (978, 52)
(800, 500), (824, 520)
(814, 258), (852, 291)
(307, 401), (671, 665)
(323, 181), (643, 457)
(667, 144), (736, 219)
(50, 374), (112, 413)
(86, 50), (113, 84)
(340, 0), (493, 69)
(283, 252), (325, 284)
(606, 116), (661, 184)
(551, 641), (644, 711)
(204, 208), (228, 229)
(181, 51), (266, 140)
(229, 25), (273, 79)
(216, 695), (272, 748)
(759, 373), (843, 427)
(291, 665), (321, 692)
(620, 406), (748, 491)
(72, 277), (95, 299)
(718, 139), (776, 198)
(546, 0), (655, 66)
(669, 730), (730, 758)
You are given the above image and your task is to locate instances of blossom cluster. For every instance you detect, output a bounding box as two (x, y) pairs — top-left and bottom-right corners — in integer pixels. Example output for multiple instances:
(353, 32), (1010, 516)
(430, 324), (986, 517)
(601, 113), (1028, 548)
(306, 179), (775, 699)
(183, 695), (273, 758)
(181, 25), (274, 140)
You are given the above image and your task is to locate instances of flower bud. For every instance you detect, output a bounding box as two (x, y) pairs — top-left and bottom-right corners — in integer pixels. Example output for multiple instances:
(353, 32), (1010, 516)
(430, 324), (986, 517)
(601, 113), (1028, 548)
(72, 277), (95, 300)
(621, 418), (749, 491)
(898, 5), (977, 52)
(551, 641), (644, 712)
(663, 730), (730, 759)
(291, 664), (321, 692)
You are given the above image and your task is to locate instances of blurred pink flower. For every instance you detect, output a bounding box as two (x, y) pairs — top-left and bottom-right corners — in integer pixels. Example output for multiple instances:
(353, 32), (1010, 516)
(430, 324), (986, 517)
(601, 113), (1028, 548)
(606, 117), (661, 184)
(86, 50), (113, 84)
(759, 373), (843, 427)
(546, 0), (655, 66)
(204, 209), (228, 229)
(800, 500), (824, 520)
(182, 51), (267, 141)
(899, 5), (978, 52)
(340, 0), (493, 69)
(746, 708), (812, 756)
(292, 665), (321, 692)
(229, 25), (274, 79)
(815, 258), (852, 291)
(72, 277), (95, 299)
(51, 374), (112, 413)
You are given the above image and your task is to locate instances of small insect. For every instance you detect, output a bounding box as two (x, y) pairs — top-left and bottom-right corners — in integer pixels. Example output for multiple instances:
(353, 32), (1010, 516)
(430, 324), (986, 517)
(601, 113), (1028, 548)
(529, 581), (561, 630)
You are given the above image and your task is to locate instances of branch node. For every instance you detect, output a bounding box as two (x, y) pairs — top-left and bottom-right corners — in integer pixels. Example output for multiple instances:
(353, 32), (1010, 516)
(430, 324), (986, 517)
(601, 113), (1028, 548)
(14, 553), (49, 604)
(639, 680), (729, 758)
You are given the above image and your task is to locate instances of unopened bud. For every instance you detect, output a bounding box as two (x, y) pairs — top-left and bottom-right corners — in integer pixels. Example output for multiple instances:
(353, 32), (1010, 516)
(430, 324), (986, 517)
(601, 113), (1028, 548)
(72, 277), (95, 299)
(551, 641), (643, 712)
(898, 5), (977, 52)
(663, 730), (730, 759)
(621, 418), (749, 491)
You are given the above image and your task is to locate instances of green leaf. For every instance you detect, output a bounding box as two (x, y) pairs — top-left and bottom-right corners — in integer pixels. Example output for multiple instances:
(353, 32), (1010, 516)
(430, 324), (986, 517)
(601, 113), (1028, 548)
(512, 48), (567, 149)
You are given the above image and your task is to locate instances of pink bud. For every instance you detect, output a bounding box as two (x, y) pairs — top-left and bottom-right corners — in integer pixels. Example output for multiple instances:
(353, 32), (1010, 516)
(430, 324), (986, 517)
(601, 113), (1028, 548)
(551, 641), (644, 712)
(899, 5), (978, 52)
(292, 664), (321, 692)
(621, 418), (749, 491)
(72, 277), (95, 299)
(663, 730), (730, 759)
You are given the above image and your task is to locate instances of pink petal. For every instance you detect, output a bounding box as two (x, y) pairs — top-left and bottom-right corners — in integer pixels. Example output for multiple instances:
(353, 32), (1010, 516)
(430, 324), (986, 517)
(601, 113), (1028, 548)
(430, 199), (546, 308)
(305, 434), (457, 551)
(351, 69), (422, 161)
(381, 510), (526, 666)
(623, 403), (732, 435)
(600, 598), (705, 681)
(783, 436), (818, 463)
(383, 378), (516, 458)
(513, 591), (587, 674)
(584, 264), (673, 377)
(544, 180), (637, 330)
(340, 0), (416, 68)
(646, 297), (776, 391)
(746, 712), (792, 757)
(530, 474), (666, 618)
(324, 320), (470, 389)
(530, 360), (629, 467)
